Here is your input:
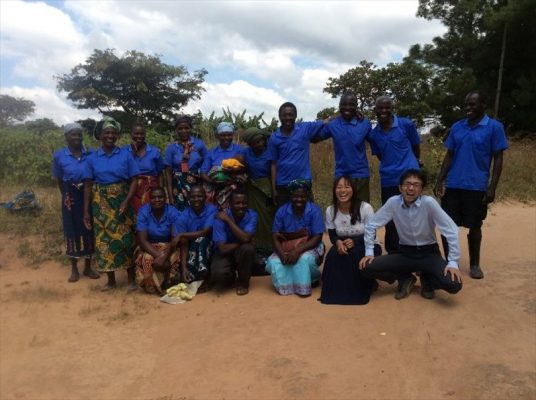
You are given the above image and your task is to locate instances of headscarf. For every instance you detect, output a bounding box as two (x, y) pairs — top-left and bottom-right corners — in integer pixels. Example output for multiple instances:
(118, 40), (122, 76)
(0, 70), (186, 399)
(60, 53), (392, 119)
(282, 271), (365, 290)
(174, 115), (193, 128)
(93, 116), (121, 139)
(287, 179), (312, 193)
(216, 122), (234, 135)
(63, 122), (83, 135)
(242, 127), (270, 145)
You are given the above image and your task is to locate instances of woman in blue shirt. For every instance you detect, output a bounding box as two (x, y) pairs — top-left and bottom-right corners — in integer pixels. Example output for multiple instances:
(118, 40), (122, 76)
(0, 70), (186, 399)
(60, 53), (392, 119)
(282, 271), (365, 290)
(266, 180), (325, 296)
(242, 127), (274, 258)
(52, 122), (99, 283)
(126, 123), (164, 213)
(164, 115), (207, 211)
(135, 187), (181, 294)
(83, 117), (140, 291)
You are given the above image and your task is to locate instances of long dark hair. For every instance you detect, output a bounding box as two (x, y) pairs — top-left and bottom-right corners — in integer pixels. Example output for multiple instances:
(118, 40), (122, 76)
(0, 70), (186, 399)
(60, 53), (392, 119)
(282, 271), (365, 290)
(331, 176), (362, 225)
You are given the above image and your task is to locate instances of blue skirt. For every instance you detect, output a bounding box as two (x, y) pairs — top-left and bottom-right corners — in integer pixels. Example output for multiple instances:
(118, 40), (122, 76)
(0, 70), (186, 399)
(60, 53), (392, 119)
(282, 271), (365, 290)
(61, 182), (94, 258)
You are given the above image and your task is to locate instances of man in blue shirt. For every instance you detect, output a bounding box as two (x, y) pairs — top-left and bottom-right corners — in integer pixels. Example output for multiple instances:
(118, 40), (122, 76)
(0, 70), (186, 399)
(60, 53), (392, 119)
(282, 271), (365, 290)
(314, 92), (372, 202)
(211, 189), (258, 295)
(368, 96), (421, 254)
(359, 169), (462, 300)
(434, 91), (508, 279)
(268, 102), (325, 206)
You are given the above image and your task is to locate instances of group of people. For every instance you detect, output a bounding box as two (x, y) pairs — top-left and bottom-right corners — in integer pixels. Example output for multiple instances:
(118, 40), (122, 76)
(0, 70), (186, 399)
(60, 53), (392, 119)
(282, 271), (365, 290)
(52, 89), (507, 304)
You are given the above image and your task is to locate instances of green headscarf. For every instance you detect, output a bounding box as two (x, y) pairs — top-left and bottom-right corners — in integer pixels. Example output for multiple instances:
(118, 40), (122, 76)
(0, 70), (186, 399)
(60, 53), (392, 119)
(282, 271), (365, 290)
(242, 127), (270, 145)
(93, 116), (121, 139)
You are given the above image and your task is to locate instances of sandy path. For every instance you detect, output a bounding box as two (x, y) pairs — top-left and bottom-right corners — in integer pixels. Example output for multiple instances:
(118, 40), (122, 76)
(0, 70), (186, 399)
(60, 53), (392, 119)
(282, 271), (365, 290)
(0, 201), (535, 400)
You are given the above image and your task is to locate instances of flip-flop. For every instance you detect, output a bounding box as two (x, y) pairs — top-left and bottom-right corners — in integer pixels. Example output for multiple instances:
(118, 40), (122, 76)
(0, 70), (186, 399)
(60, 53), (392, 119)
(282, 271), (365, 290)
(236, 287), (249, 296)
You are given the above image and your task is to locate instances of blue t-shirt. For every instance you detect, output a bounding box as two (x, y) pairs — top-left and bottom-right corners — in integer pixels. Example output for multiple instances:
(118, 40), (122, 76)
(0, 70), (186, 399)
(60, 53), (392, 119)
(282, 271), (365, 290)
(243, 146), (272, 179)
(173, 204), (217, 234)
(369, 116), (420, 187)
(318, 116), (371, 178)
(136, 204), (181, 243)
(445, 115), (509, 191)
(164, 137), (207, 172)
(52, 146), (92, 183)
(124, 144), (164, 176)
(267, 121), (324, 186)
(272, 201), (324, 236)
(200, 143), (244, 174)
(83, 146), (140, 184)
(212, 208), (258, 246)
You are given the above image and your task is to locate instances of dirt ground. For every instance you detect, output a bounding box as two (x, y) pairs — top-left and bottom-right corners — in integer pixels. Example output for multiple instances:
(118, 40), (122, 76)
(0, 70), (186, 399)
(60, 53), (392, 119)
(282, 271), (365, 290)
(0, 201), (534, 400)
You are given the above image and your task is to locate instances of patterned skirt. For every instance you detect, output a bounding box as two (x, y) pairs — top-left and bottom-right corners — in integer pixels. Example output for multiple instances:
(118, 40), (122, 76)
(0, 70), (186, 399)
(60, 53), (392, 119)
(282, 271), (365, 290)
(92, 182), (135, 272)
(171, 170), (201, 212)
(184, 236), (212, 281)
(61, 182), (94, 258)
(130, 175), (159, 214)
(134, 242), (180, 295)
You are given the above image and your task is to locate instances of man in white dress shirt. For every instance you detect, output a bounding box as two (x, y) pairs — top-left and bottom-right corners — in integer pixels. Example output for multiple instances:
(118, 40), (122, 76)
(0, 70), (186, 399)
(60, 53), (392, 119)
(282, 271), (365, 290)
(359, 169), (463, 300)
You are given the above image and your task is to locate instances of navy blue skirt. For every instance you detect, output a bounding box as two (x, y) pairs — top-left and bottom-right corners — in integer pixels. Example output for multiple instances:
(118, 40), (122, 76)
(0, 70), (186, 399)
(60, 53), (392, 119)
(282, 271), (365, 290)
(61, 182), (94, 257)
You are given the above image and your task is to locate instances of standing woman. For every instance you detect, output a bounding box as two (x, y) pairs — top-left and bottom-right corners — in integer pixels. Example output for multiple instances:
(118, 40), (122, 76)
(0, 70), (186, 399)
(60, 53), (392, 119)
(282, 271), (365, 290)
(164, 115), (207, 211)
(266, 180), (325, 296)
(319, 177), (381, 305)
(52, 123), (99, 282)
(83, 117), (140, 291)
(242, 127), (274, 256)
(126, 123), (164, 214)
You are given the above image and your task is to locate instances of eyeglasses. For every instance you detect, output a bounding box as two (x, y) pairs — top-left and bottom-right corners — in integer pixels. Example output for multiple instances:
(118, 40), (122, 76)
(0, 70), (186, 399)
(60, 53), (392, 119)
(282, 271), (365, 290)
(401, 182), (423, 189)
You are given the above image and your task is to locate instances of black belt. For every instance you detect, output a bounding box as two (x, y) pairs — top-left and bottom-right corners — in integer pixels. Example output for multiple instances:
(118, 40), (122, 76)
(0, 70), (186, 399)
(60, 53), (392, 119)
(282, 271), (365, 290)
(399, 243), (438, 252)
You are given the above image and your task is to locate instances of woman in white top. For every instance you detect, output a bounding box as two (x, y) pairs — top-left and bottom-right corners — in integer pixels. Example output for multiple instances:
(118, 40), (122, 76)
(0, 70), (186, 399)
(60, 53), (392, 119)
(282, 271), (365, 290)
(319, 176), (381, 305)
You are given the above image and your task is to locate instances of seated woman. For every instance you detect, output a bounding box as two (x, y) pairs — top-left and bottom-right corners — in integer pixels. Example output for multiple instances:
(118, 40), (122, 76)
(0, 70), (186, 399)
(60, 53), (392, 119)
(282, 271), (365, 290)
(319, 177), (381, 305)
(134, 187), (181, 294)
(266, 180), (325, 296)
(172, 185), (217, 285)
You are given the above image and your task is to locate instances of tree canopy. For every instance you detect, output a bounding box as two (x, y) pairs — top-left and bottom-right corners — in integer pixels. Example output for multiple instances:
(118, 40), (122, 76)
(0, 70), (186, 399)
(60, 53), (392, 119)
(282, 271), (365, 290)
(0, 95), (35, 127)
(56, 49), (207, 129)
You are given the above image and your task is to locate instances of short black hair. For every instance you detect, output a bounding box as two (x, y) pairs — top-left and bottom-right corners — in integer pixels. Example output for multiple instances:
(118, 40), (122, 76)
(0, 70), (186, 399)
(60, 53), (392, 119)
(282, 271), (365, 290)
(278, 102), (297, 115)
(399, 169), (427, 187)
(174, 114), (193, 129)
(466, 90), (487, 105)
(150, 186), (165, 195)
(229, 187), (248, 203)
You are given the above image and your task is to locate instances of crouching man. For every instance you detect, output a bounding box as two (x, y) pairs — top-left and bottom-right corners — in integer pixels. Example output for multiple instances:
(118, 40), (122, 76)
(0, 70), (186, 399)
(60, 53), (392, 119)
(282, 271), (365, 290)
(359, 169), (462, 300)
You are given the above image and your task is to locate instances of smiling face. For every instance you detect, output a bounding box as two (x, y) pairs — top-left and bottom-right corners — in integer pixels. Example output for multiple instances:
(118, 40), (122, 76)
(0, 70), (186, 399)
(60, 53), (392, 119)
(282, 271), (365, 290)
(339, 94), (357, 122)
(230, 193), (248, 220)
(218, 132), (234, 149)
(290, 188), (308, 213)
(100, 127), (119, 148)
(65, 129), (83, 148)
(149, 188), (166, 210)
(399, 175), (424, 206)
(374, 98), (393, 125)
(335, 177), (353, 205)
(250, 136), (267, 154)
(175, 122), (191, 142)
(465, 92), (485, 124)
(279, 106), (297, 133)
(188, 186), (206, 213)
(130, 125), (146, 145)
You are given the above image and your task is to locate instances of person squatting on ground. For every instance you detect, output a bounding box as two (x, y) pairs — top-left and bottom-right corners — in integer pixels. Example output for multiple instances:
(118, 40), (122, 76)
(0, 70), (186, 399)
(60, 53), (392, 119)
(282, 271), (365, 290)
(359, 169), (462, 300)
(434, 91), (508, 279)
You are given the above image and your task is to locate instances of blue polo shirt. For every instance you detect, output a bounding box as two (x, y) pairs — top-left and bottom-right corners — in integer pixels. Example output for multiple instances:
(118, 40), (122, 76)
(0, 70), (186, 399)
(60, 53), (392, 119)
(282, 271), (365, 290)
(243, 147), (272, 179)
(445, 115), (508, 191)
(200, 143), (244, 174)
(212, 208), (258, 246)
(369, 116), (420, 187)
(272, 201), (324, 236)
(317, 116), (372, 178)
(83, 146), (140, 184)
(164, 137), (207, 172)
(173, 204), (217, 234)
(267, 121), (324, 186)
(136, 204), (180, 243)
(124, 144), (164, 176)
(52, 146), (92, 183)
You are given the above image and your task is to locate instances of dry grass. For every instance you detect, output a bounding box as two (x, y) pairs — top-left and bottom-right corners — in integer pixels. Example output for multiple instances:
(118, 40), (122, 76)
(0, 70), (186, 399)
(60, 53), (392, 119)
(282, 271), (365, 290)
(10, 285), (72, 303)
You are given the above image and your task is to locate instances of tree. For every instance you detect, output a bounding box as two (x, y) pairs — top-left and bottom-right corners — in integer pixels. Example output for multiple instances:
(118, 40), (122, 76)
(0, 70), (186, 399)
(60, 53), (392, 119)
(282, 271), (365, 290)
(56, 49), (207, 128)
(24, 118), (59, 135)
(316, 107), (337, 120)
(0, 95), (35, 127)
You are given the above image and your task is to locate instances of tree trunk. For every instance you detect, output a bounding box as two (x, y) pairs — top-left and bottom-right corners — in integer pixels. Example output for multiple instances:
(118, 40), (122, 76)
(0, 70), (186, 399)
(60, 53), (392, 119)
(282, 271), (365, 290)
(494, 23), (507, 119)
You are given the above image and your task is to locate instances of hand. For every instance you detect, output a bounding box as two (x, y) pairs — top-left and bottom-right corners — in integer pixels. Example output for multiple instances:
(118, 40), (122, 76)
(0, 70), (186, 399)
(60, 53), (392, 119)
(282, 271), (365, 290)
(153, 253), (169, 270)
(358, 256), (375, 270)
(433, 182), (445, 199)
(83, 212), (92, 230)
(336, 240), (348, 255)
(444, 267), (463, 283)
(119, 200), (128, 214)
(180, 267), (195, 283)
(483, 188), (496, 204)
(343, 238), (354, 250)
(217, 211), (229, 222)
(355, 109), (364, 121)
(285, 249), (301, 265)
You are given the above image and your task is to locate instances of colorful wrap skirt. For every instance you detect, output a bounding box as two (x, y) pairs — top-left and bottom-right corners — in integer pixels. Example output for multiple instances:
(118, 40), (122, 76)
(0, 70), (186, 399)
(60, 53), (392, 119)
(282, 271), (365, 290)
(184, 236), (212, 281)
(131, 175), (159, 214)
(92, 182), (135, 272)
(134, 242), (180, 295)
(172, 170), (201, 212)
(61, 182), (94, 258)
(266, 242), (325, 296)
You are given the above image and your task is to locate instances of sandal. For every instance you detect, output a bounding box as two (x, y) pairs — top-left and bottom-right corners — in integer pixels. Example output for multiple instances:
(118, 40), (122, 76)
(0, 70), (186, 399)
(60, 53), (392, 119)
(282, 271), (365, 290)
(236, 287), (249, 296)
(83, 269), (100, 279)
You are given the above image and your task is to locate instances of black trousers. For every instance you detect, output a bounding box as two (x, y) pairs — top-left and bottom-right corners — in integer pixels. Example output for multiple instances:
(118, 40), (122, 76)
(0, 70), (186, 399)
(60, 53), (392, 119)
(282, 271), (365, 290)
(381, 186), (401, 254)
(210, 243), (256, 288)
(361, 244), (462, 294)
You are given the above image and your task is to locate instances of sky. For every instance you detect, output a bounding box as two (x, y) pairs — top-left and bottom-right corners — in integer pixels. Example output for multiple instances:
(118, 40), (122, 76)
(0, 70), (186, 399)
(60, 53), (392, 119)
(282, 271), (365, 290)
(0, 0), (446, 126)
